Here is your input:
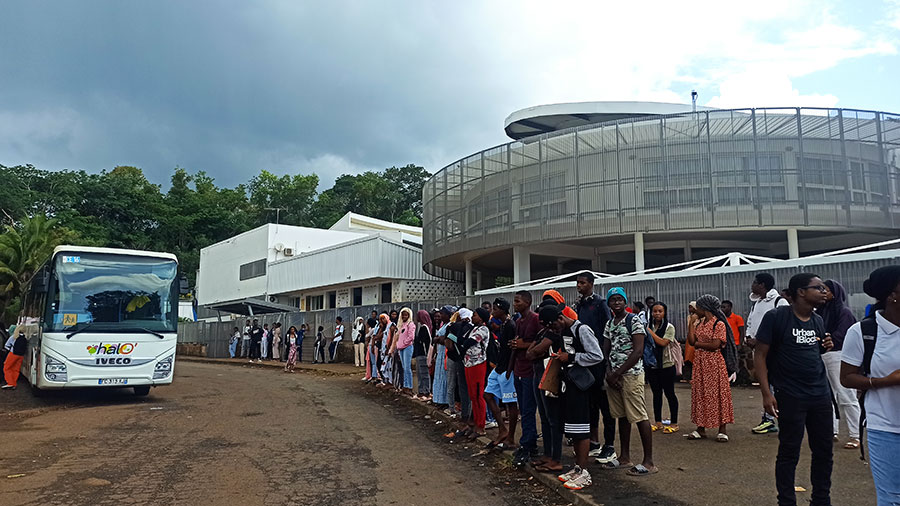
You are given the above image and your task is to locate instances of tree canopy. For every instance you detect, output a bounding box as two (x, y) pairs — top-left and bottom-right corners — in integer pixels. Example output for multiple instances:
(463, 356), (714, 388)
(0, 163), (431, 298)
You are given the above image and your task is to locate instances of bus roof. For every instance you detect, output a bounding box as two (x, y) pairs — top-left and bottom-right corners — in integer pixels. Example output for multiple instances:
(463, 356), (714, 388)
(52, 245), (178, 263)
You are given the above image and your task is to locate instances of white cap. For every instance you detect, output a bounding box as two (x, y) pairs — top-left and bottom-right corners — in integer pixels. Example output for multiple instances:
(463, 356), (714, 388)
(458, 308), (473, 320)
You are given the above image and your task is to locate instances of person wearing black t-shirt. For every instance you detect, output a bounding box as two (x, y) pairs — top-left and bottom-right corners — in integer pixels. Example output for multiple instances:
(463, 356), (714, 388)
(755, 273), (834, 506)
(573, 271), (616, 463)
(484, 297), (519, 450)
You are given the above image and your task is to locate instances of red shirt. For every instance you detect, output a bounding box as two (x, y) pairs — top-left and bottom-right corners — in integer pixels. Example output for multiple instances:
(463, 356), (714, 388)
(512, 311), (541, 378)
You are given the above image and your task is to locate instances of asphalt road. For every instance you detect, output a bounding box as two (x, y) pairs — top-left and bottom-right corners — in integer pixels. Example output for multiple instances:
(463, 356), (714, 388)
(0, 362), (567, 506)
(0, 361), (879, 506)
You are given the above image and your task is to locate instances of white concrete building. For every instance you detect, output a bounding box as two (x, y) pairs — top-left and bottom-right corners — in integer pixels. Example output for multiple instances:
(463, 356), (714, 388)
(197, 212), (463, 314)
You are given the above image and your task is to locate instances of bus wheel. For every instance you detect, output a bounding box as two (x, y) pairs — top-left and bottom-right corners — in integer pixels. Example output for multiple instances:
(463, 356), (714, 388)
(30, 382), (46, 398)
(133, 386), (151, 396)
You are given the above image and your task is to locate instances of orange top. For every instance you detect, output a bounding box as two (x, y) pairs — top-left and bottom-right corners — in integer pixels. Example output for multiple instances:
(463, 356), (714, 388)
(726, 313), (744, 346)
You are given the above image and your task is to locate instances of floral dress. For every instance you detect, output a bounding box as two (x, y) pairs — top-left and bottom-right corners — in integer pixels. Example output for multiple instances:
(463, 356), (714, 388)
(690, 319), (735, 428)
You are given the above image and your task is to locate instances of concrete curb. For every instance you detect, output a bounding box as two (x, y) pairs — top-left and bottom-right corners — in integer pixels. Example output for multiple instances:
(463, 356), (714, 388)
(362, 382), (601, 506)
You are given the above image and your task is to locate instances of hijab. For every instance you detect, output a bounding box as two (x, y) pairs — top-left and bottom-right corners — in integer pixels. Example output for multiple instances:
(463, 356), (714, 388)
(695, 294), (735, 344)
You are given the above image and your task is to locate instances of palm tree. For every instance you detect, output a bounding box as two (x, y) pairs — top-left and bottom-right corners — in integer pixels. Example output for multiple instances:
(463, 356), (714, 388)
(0, 215), (58, 321)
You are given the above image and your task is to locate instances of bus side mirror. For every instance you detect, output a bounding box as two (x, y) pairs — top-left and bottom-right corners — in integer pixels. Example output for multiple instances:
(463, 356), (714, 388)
(32, 267), (50, 293)
(179, 274), (190, 296)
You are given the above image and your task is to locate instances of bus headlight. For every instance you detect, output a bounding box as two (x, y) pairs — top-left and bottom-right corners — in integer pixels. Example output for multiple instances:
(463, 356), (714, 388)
(153, 355), (173, 379)
(45, 356), (67, 382)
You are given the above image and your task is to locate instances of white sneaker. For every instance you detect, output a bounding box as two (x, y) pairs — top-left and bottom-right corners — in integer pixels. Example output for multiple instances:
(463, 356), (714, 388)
(485, 421), (498, 429)
(563, 467), (592, 490)
(557, 466), (581, 483)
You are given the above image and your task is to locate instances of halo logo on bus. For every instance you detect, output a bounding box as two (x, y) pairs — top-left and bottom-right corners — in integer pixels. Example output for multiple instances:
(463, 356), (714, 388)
(86, 343), (137, 355)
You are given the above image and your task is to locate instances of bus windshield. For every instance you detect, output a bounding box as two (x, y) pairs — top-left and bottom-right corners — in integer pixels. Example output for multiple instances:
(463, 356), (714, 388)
(44, 252), (179, 333)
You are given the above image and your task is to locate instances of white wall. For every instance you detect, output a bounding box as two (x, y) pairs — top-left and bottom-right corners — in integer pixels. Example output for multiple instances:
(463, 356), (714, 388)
(198, 226), (270, 305)
(197, 224), (366, 306)
(362, 284), (379, 305)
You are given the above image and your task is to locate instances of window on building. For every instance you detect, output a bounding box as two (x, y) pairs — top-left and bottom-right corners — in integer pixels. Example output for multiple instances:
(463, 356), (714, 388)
(327, 291), (336, 309)
(351, 287), (362, 306)
(381, 283), (392, 304)
(239, 259), (266, 281)
(306, 295), (324, 311)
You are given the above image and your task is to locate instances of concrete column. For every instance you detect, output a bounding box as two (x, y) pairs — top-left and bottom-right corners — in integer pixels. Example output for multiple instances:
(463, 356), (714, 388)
(787, 228), (800, 259)
(476, 271), (483, 292)
(557, 259), (566, 275)
(465, 259), (474, 296)
(513, 247), (530, 285)
(634, 232), (645, 272)
(684, 240), (693, 262)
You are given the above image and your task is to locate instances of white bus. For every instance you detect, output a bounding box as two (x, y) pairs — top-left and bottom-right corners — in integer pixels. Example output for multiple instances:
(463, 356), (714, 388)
(19, 246), (180, 396)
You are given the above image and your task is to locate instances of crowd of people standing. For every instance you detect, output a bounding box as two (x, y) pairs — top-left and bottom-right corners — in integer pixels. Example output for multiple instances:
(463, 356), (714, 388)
(352, 267), (899, 505)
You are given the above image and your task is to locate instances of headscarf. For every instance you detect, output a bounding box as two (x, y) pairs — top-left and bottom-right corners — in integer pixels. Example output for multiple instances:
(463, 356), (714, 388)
(821, 279), (847, 333)
(863, 265), (900, 311)
(458, 308), (473, 321)
(695, 294), (734, 344)
(607, 287), (627, 303)
(416, 309), (432, 330)
(440, 305), (457, 316)
(474, 307), (491, 324)
(542, 290), (565, 304)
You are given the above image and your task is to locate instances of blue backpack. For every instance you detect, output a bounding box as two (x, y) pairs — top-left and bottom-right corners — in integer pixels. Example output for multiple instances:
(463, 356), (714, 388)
(638, 314), (658, 369)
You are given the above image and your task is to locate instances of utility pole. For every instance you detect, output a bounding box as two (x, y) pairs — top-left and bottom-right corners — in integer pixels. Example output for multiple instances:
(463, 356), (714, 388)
(264, 207), (285, 224)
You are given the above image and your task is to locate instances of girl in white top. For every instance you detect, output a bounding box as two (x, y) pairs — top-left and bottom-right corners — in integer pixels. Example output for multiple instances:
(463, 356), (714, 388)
(841, 266), (900, 506)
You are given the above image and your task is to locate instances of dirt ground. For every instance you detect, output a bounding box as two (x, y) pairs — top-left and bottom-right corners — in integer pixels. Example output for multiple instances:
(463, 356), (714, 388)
(0, 361), (567, 506)
(0, 361), (878, 506)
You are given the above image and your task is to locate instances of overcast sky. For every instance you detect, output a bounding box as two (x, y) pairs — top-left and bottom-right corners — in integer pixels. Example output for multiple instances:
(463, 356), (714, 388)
(1, 0), (899, 188)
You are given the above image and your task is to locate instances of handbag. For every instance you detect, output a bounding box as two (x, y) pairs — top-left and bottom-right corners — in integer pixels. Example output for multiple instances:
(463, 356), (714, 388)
(539, 357), (562, 396)
(566, 365), (595, 391)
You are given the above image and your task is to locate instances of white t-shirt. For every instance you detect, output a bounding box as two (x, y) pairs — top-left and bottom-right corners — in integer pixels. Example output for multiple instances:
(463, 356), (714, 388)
(243, 325), (251, 339)
(842, 311), (900, 434)
(333, 324), (344, 342)
(746, 289), (790, 339)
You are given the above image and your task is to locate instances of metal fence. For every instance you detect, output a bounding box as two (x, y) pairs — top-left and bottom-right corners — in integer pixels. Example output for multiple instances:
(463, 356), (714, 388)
(423, 107), (900, 276)
(179, 250), (897, 358)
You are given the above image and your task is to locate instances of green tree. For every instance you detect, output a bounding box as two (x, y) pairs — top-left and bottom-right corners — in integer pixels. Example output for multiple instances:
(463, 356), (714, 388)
(0, 215), (62, 320)
(248, 170), (319, 226)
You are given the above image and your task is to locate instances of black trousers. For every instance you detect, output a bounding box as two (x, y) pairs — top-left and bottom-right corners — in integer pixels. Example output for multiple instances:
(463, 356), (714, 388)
(589, 364), (615, 446)
(775, 393), (833, 506)
(647, 366), (679, 424)
(249, 339), (260, 359)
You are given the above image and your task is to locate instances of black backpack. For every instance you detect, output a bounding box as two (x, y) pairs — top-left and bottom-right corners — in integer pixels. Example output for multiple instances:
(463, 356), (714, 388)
(718, 319), (739, 376)
(857, 316), (878, 461)
(486, 328), (501, 368)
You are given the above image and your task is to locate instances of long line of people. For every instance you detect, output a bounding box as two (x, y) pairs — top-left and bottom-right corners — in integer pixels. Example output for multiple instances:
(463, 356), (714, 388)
(355, 267), (900, 505)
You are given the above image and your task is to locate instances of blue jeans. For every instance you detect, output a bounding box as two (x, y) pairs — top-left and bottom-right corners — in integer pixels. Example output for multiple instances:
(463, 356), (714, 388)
(514, 374), (538, 451)
(399, 346), (414, 389)
(228, 339), (237, 358)
(868, 429), (900, 506)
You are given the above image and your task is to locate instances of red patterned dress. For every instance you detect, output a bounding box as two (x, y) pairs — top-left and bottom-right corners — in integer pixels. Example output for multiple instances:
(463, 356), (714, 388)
(690, 319), (735, 428)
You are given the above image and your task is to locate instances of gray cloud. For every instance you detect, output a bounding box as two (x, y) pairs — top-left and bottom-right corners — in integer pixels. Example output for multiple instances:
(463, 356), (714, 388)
(1, 1), (897, 189)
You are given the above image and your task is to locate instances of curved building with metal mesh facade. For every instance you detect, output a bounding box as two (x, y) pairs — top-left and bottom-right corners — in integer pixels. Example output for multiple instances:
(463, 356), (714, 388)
(423, 104), (900, 289)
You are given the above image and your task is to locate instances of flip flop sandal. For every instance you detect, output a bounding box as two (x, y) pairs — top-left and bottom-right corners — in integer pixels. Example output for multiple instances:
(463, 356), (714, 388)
(662, 426), (680, 434)
(716, 433), (730, 443)
(684, 431), (706, 440)
(600, 459), (628, 470)
(483, 441), (498, 450)
(626, 464), (659, 476)
(844, 439), (860, 449)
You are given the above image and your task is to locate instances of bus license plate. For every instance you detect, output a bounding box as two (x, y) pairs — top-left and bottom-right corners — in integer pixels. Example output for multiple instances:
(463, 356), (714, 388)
(98, 378), (128, 385)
